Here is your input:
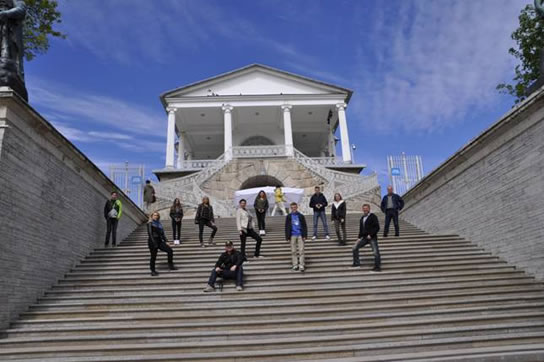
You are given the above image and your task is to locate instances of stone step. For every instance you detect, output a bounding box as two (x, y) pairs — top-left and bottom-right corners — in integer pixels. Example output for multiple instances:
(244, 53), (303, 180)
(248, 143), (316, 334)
(1, 331), (544, 360)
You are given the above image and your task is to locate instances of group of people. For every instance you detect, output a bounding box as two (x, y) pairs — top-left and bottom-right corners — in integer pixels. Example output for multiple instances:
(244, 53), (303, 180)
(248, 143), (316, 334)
(102, 184), (405, 290)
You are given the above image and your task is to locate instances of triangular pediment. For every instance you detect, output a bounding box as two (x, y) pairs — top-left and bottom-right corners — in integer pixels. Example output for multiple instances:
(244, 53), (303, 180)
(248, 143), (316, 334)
(162, 64), (351, 99)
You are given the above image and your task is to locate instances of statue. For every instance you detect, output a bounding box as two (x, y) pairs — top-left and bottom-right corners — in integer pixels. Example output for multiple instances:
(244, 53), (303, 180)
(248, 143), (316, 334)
(0, 0), (27, 101)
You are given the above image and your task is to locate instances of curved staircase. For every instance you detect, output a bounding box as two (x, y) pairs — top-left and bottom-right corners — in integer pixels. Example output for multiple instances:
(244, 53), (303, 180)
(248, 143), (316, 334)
(1, 214), (544, 361)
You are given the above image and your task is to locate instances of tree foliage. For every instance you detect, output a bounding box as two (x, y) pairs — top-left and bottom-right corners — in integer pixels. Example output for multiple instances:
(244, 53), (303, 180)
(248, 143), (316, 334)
(23, 0), (66, 61)
(497, 4), (544, 103)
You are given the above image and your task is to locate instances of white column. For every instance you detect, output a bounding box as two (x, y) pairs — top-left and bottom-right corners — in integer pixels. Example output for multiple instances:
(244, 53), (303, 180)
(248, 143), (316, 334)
(176, 132), (185, 169)
(222, 104), (233, 161)
(165, 107), (177, 168)
(281, 104), (294, 157)
(336, 103), (352, 163)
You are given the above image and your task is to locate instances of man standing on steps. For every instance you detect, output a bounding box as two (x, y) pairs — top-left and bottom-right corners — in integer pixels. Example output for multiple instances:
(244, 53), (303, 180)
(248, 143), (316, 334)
(380, 185), (404, 237)
(285, 202), (308, 272)
(204, 241), (244, 292)
(143, 180), (155, 215)
(236, 199), (263, 260)
(309, 186), (330, 240)
(352, 204), (381, 272)
(104, 191), (122, 247)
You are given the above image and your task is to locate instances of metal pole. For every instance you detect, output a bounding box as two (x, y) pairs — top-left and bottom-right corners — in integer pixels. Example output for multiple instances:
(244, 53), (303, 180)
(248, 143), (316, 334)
(402, 152), (409, 193)
(415, 155), (422, 181)
(124, 161), (129, 196)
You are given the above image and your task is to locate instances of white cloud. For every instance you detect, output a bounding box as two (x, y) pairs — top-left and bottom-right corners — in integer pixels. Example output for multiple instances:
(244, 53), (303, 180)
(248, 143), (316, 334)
(28, 78), (164, 136)
(351, 0), (525, 133)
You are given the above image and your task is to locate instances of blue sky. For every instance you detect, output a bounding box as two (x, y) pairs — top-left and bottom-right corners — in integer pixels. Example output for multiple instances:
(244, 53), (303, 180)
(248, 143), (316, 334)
(26, 0), (529, 193)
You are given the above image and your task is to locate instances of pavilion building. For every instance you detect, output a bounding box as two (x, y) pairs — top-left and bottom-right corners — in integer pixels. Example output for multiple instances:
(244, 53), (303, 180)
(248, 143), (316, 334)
(153, 64), (379, 216)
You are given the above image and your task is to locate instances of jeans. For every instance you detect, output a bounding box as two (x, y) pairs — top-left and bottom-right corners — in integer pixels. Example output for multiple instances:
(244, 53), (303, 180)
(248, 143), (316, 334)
(312, 210), (329, 237)
(352, 237), (381, 267)
(105, 218), (118, 245)
(334, 219), (347, 244)
(199, 220), (217, 243)
(208, 266), (244, 287)
(384, 209), (399, 236)
(271, 202), (286, 216)
(148, 241), (174, 272)
(240, 228), (263, 258)
(290, 235), (305, 267)
(256, 210), (266, 230)
(171, 219), (182, 240)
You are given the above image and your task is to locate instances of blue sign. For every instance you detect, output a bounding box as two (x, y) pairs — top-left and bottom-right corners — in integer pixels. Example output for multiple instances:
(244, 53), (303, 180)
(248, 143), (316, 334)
(131, 176), (143, 185)
(391, 168), (401, 176)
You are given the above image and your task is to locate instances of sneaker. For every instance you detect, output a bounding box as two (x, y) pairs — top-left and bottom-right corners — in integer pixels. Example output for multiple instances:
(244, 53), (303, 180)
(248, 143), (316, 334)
(349, 265), (361, 269)
(203, 284), (215, 292)
(299, 266), (305, 272)
(208, 238), (215, 246)
(262, 230), (266, 236)
(236, 286), (243, 291)
(174, 239), (180, 245)
(168, 264), (178, 271)
(259, 230), (264, 236)
(325, 235), (331, 240)
(253, 255), (265, 259)
(151, 271), (159, 276)
(292, 265), (299, 271)
(372, 266), (382, 272)
(200, 243), (205, 248)
(311, 236), (317, 241)
(394, 234), (400, 237)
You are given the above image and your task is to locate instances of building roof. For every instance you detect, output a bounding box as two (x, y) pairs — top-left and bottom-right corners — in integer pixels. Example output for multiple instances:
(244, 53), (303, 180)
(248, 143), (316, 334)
(160, 63), (353, 109)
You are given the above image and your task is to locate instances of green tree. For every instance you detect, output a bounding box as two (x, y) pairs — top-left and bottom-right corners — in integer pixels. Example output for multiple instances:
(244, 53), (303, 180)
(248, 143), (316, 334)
(497, 4), (544, 103)
(23, 0), (66, 61)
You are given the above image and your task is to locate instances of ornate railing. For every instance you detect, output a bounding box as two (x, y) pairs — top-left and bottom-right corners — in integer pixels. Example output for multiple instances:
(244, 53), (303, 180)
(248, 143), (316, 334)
(179, 159), (221, 170)
(310, 157), (352, 166)
(232, 145), (287, 158)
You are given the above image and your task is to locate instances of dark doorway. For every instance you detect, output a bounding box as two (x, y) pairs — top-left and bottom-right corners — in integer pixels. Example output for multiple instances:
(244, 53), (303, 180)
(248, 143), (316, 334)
(240, 175), (283, 190)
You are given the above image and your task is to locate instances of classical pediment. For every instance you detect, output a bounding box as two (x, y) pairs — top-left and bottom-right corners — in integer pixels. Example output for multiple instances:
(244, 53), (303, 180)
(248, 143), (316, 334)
(162, 64), (352, 99)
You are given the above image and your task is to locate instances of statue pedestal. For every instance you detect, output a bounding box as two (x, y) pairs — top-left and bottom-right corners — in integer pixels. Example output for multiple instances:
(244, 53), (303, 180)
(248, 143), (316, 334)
(0, 58), (27, 101)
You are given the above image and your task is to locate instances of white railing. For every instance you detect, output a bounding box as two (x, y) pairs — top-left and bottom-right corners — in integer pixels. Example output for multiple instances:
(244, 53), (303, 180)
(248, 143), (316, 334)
(179, 159), (221, 170)
(310, 157), (352, 166)
(232, 145), (287, 158)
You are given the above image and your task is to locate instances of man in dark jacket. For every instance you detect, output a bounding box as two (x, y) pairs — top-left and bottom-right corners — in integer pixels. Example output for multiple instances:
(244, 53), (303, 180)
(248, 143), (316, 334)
(204, 241), (244, 292)
(352, 204), (381, 271)
(380, 185), (404, 237)
(309, 186), (330, 240)
(285, 202), (308, 272)
(104, 191), (122, 247)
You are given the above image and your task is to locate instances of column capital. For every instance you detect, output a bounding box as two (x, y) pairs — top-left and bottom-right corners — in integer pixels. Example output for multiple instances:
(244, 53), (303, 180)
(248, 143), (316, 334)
(281, 104), (292, 112)
(166, 107), (177, 114)
(222, 104), (233, 113)
(336, 103), (347, 111)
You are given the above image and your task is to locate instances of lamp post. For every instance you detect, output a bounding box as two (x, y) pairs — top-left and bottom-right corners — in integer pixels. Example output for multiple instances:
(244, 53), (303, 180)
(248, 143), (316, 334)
(350, 144), (356, 164)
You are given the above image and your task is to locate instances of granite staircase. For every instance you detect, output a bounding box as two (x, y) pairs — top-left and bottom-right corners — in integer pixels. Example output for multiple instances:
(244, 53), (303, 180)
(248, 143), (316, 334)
(1, 214), (544, 361)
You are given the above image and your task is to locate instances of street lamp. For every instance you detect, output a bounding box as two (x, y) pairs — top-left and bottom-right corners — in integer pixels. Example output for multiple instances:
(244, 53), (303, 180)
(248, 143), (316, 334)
(350, 144), (356, 164)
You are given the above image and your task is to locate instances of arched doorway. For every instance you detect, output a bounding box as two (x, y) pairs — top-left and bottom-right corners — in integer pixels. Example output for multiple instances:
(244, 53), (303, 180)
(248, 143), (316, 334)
(240, 175), (283, 190)
(240, 136), (275, 146)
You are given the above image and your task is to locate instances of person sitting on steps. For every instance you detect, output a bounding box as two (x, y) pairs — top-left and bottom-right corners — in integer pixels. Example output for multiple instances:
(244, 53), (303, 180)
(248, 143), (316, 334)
(147, 211), (177, 276)
(204, 241), (244, 292)
(195, 196), (218, 247)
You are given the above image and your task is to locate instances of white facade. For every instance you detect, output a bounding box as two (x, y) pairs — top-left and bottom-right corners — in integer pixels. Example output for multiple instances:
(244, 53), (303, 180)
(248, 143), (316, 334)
(157, 64), (361, 174)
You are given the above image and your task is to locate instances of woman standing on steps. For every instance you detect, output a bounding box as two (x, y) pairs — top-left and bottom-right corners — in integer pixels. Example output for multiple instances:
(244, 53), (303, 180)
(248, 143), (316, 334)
(331, 193), (347, 246)
(147, 212), (177, 276)
(169, 198), (183, 244)
(253, 190), (269, 236)
(195, 196), (218, 247)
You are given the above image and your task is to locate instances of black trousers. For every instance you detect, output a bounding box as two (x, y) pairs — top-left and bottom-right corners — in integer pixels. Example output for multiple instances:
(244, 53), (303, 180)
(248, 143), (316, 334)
(256, 211), (266, 230)
(105, 218), (118, 245)
(208, 266), (244, 287)
(384, 209), (399, 236)
(199, 220), (217, 243)
(240, 228), (262, 258)
(171, 219), (182, 240)
(148, 241), (174, 272)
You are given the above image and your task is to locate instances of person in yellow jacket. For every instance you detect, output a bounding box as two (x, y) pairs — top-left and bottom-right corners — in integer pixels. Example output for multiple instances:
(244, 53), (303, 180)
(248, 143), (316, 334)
(271, 185), (287, 216)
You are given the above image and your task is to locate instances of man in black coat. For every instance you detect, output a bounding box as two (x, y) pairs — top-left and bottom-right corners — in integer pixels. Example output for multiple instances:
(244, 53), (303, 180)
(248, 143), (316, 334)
(309, 186), (330, 240)
(380, 185), (404, 237)
(352, 204), (381, 271)
(204, 241), (244, 292)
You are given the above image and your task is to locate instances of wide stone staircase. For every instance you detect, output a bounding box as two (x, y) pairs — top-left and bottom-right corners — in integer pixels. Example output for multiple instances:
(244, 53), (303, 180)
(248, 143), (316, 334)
(1, 214), (544, 361)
